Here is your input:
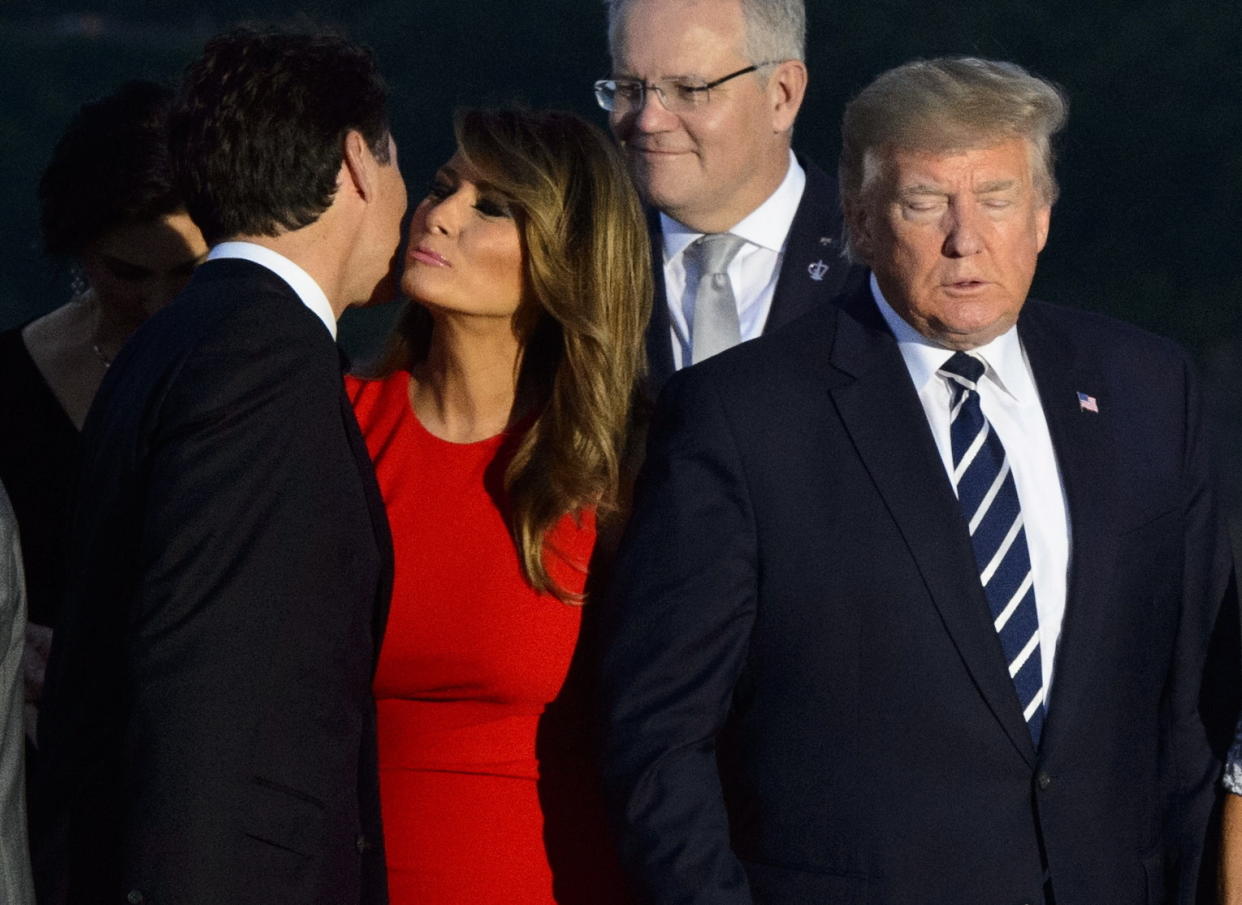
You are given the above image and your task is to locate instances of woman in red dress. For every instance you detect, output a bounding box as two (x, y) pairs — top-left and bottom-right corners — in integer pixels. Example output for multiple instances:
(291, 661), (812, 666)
(347, 108), (651, 905)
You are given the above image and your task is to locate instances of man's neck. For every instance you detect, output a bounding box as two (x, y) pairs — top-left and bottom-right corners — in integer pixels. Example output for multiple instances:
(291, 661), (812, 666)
(231, 227), (350, 319)
(210, 240), (339, 338)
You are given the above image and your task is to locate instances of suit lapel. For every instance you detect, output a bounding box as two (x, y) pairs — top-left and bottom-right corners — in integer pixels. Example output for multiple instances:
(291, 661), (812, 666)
(1016, 304), (1119, 754)
(644, 214), (676, 393)
(764, 157), (861, 333)
(830, 284), (1039, 765)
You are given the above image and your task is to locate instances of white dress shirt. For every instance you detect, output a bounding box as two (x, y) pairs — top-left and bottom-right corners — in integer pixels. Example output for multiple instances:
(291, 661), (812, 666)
(208, 242), (337, 339)
(871, 275), (1071, 701)
(661, 150), (806, 370)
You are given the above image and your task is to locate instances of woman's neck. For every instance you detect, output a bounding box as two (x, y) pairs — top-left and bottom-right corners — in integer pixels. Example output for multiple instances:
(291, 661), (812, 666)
(409, 314), (523, 444)
(22, 292), (124, 430)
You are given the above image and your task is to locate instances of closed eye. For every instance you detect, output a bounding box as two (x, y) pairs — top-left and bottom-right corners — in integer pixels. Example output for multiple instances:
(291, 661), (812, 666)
(474, 196), (512, 218)
(426, 179), (453, 201)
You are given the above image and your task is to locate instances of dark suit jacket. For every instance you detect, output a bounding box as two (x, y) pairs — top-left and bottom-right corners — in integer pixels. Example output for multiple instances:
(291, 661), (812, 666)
(643, 155), (865, 391)
(600, 279), (1240, 905)
(33, 259), (393, 905)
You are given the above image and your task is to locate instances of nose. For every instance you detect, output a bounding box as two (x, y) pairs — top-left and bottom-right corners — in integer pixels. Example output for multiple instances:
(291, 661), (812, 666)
(942, 201), (984, 258)
(625, 85), (677, 134)
(419, 194), (459, 236)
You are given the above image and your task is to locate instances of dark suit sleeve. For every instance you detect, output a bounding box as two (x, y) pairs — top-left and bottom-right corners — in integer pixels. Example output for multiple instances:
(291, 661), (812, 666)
(40, 304), (379, 903)
(599, 369), (758, 905)
(1165, 353), (1241, 902)
(127, 315), (373, 832)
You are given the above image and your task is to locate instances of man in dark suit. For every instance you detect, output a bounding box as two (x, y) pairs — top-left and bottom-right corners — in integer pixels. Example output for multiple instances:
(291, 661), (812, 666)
(33, 30), (406, 905)
(595, 0), (861, 389)
(600, 57), (1240, 904)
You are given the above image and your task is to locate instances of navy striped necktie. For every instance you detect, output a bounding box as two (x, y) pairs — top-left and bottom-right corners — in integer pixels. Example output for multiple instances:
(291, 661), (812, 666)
(939, 351), (1045, 745)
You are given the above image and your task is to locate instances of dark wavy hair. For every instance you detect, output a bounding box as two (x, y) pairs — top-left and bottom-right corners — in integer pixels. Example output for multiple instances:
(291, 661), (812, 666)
(168, 27), (391, 245)
(38, 80), (182, 257)
(380, 109), (652, 600)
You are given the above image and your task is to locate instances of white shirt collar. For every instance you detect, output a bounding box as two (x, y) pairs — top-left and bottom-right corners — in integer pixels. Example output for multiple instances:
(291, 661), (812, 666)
(869, 271), (1031, 402)
(659, 149), (806, 262)
(207, 241), (337, 339)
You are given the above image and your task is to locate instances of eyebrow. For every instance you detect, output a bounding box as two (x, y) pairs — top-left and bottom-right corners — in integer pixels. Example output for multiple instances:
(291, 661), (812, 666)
(435, 163), (503, 194)
(898, 179), (1018, 196)
(613, 71), (700, 82)
(975, 179), (1017, 193)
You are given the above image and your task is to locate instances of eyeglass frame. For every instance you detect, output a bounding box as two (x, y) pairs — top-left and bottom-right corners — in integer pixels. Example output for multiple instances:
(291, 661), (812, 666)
(593, 61), (779, 114)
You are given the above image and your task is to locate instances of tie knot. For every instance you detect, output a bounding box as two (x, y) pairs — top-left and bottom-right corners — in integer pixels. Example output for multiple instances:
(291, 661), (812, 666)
(689, 233), (746, 275)
(938, 351), (985, 387)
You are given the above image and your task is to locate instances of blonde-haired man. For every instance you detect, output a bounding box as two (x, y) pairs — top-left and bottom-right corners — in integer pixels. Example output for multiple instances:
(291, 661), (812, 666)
(601, 57), (1239, 905)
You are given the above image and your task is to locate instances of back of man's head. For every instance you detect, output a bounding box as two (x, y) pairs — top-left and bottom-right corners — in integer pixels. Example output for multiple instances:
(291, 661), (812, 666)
(169, 28), (391, 246)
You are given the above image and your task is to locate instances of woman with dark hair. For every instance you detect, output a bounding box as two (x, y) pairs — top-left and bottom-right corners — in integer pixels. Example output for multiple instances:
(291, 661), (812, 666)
(346, 108), (650, 904)
(0, 80), (207, 740)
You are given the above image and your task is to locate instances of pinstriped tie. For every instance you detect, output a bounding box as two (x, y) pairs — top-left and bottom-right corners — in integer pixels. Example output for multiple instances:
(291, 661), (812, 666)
(939, 352), (1045, 745)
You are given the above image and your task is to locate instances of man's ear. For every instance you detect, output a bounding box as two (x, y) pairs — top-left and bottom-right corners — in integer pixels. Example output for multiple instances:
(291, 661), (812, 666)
(1034, 202), (1051, 254)
(341, 129), (378, 202)
(844, 197), (874, 263)
(768, 60), (807, 133)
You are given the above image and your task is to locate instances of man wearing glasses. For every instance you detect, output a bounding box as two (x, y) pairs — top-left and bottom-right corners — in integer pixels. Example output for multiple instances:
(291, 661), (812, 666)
(596, 0), (861, 389)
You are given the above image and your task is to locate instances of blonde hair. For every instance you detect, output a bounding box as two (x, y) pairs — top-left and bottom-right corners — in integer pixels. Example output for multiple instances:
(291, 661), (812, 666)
(839, 57), (1068, 259)
(380, 108), (652, 600)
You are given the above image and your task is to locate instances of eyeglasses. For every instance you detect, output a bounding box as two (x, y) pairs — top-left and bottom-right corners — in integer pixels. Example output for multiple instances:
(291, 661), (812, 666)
(593, 62), (776, 114)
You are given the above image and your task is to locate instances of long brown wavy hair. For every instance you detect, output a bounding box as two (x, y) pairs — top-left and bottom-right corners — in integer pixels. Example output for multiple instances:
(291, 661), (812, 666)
(377, 108), (652, 600)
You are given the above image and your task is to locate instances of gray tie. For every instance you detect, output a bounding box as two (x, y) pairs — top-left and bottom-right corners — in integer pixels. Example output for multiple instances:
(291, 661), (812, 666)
(688, 233), (746, 364)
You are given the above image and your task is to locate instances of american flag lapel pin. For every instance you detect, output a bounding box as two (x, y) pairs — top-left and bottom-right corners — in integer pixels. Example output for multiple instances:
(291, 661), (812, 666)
(1076, 391), (1099, 413)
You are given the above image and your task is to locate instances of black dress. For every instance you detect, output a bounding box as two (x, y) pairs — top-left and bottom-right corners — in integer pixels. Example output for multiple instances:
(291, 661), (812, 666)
(0, 326), (81, 628)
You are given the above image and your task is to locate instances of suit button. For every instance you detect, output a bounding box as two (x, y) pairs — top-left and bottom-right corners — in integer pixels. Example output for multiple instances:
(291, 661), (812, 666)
(1036, 770), (1053, 790)
(356, 833), (372, 853)
(127, 892), (145, 905)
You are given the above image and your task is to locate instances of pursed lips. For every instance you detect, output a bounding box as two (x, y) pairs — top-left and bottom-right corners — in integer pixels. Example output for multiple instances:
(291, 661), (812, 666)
(408, 245), (450, 268)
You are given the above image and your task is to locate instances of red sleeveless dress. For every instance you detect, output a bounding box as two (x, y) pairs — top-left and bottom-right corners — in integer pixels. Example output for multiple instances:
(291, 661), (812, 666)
(347, 371), (628, 905)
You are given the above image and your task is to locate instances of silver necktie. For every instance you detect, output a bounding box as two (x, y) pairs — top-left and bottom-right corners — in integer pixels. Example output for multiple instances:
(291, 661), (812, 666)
(688, 233), (746, 364)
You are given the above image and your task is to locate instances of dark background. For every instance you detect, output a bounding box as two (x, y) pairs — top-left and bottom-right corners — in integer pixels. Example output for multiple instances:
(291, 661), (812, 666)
(2, 1), (1241, 521)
